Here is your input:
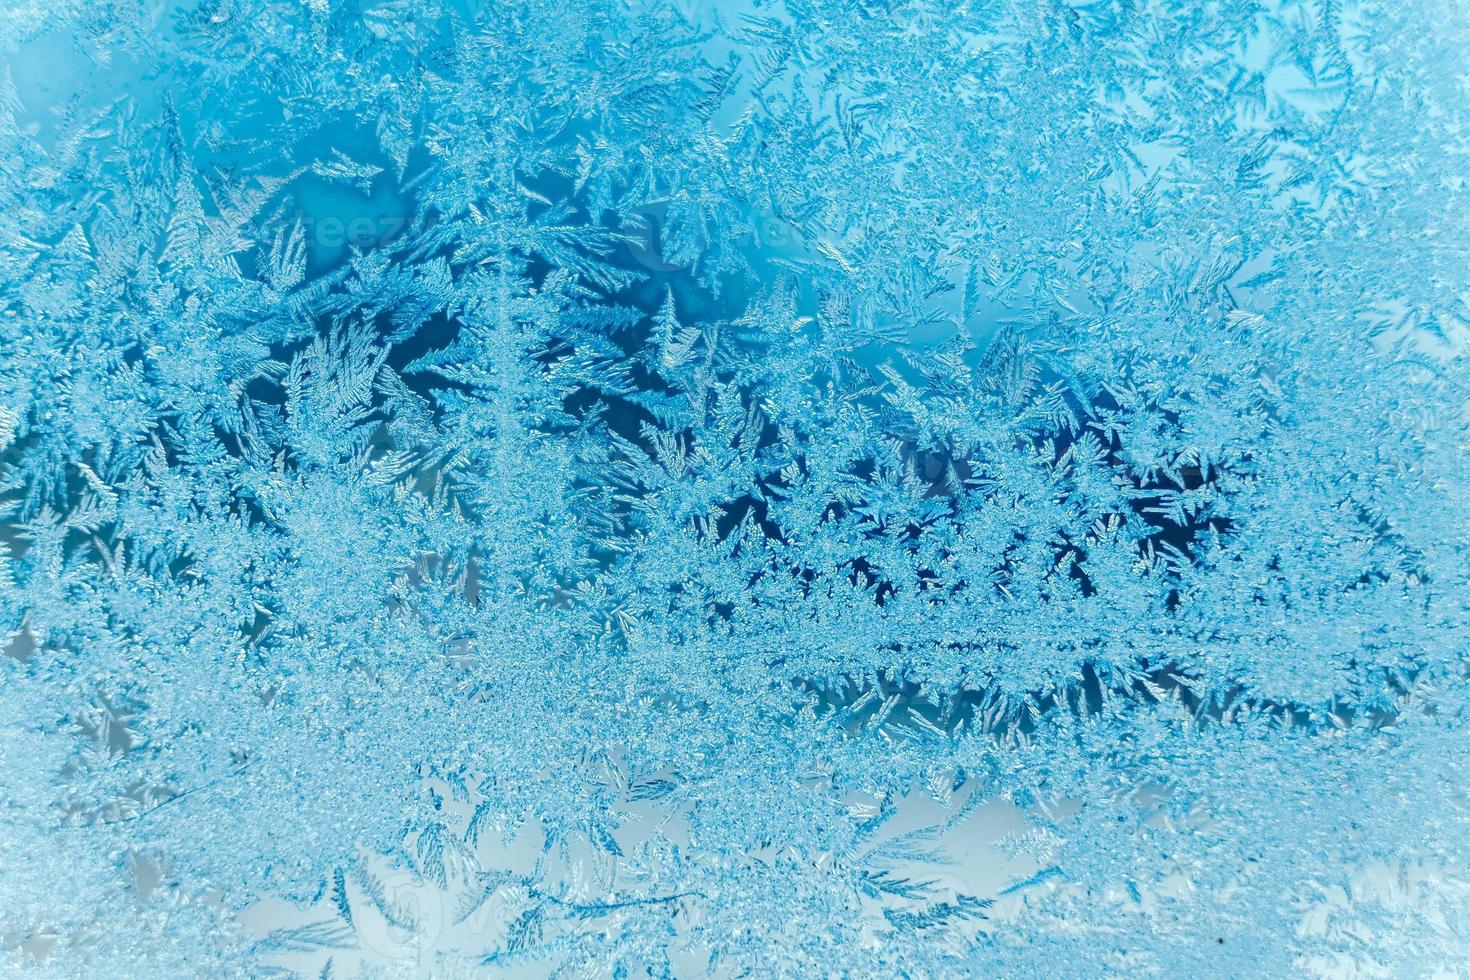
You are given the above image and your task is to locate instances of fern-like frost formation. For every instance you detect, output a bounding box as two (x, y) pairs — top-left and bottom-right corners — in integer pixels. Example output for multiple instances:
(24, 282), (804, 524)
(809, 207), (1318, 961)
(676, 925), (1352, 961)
(2, 0), (1468, 975)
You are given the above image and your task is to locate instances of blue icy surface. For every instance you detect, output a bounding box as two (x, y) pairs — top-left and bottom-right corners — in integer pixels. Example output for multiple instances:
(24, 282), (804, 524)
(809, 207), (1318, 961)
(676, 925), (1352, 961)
(1, 0), (1469, 975)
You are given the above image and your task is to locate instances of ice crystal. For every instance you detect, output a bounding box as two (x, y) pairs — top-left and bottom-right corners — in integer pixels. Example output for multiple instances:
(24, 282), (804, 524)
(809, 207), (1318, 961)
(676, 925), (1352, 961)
(2, 0), (1468, 976)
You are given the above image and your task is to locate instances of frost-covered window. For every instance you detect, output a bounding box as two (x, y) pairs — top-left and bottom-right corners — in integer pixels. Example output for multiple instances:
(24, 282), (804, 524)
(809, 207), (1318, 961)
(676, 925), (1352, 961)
(2, 1), (1468, 976)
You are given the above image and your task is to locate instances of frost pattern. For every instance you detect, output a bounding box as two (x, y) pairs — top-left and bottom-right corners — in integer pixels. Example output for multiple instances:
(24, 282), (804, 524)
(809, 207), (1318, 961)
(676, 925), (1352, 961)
(2, 0), (1469, 976)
